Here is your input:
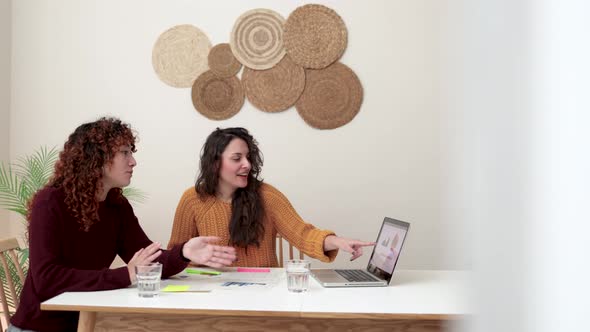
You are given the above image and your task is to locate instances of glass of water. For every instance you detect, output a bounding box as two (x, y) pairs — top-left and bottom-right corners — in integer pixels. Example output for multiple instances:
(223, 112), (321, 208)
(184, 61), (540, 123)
(135, 262), (162, 297)
(286, 259), (310, 293)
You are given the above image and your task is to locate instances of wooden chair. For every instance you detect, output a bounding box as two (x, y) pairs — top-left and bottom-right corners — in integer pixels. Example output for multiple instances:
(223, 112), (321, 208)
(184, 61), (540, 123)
(276, 234), (304, 268)
(0, 237), (26, 330)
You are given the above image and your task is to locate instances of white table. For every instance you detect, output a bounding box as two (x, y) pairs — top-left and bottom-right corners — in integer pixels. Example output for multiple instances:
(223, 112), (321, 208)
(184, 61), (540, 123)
(41, 269), (470, 332)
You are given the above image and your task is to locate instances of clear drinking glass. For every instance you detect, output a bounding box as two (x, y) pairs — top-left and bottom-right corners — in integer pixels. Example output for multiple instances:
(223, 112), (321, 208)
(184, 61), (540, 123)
(286, 259), (310, 293)
(135, 262), (162, 297)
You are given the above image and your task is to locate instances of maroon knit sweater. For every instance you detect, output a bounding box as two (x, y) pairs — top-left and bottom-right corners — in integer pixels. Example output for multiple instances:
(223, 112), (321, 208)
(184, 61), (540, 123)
(11, 187), (188, 331)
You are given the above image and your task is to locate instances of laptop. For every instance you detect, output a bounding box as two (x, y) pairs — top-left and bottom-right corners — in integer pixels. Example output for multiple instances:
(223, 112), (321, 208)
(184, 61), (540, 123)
(311, 217), (410, 287)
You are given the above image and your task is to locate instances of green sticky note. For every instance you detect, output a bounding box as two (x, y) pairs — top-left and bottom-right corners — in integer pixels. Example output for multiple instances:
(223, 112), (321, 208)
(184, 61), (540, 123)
(162, 285), (190, 292)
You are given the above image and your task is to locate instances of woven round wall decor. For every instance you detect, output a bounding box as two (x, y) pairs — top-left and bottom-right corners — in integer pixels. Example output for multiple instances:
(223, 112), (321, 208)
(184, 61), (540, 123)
(208, 43), (242, 78)
(191, 70), (245, 120)
(295, 62), (363, 129)
(284, 4), (347, 69)
(230, 8), (286, 70)
(152, 24), (212, 88)
(242, 55), (305, 113)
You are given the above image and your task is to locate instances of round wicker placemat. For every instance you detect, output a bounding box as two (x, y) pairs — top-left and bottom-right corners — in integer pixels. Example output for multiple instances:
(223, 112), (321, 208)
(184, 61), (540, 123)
(295, 62), (363, 129)
(191, 70), (245, 120)
(208, 43), (242, 78)
(230, 8), (286, 70)
(284, 4), (347, 69)
(242, 55), (305, 113)
(152, 24), (212, 88)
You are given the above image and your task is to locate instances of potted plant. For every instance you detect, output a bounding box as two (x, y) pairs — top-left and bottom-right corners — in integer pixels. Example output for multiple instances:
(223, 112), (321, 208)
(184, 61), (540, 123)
(0, 146), (146, 309)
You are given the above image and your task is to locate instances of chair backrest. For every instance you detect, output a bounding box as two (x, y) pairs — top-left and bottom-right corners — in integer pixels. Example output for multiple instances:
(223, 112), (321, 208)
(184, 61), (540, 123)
(0, 237), (26, 330)
(276, 234), (304, 268)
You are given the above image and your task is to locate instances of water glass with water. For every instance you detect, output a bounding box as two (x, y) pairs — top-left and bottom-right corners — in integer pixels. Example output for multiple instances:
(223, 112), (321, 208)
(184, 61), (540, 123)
(135, 262), (162, 298)
(286, 259), (310, 293)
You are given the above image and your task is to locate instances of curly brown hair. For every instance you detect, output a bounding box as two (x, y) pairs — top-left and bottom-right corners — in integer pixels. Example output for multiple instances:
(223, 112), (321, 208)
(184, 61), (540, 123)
(29, 117), (137, 231)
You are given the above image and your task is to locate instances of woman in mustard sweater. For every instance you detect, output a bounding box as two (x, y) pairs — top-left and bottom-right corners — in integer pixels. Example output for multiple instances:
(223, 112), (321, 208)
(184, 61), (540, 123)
(168, 127), (374, 267)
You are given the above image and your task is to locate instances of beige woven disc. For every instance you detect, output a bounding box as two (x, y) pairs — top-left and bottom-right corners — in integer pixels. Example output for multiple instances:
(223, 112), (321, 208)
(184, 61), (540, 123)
(191, 71), (245, 120)
(295, 62), (363, 129)
(242, 56), (305, 113)
(230, 8), (286, 70)
(152, 25), (212, 88)
(208, 43), (242, 78)
(284, 4), (347, 69)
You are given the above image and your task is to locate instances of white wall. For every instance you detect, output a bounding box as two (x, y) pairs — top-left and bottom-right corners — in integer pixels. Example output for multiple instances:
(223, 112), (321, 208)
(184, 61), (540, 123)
(0, 0), (11, 238)
(9, 0), (462, 270)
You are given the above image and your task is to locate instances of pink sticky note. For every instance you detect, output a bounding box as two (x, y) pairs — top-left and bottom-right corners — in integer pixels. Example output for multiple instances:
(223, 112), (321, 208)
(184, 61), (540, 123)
(237, 268), (270, 273)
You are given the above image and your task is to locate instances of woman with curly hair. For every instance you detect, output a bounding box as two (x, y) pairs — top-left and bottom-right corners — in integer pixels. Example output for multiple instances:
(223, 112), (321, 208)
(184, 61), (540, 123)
(10, 117), (236, 332)
(167, 127), (374, 267)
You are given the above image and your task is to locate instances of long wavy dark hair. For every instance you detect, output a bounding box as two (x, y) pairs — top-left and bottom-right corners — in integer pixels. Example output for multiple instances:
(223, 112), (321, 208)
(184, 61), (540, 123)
(28, 117), (137, 231)
(195, 127), (265, 247)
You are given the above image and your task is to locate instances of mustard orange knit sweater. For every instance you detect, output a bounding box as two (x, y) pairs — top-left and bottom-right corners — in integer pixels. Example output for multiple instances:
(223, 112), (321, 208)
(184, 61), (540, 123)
(167, 183), (338, 267)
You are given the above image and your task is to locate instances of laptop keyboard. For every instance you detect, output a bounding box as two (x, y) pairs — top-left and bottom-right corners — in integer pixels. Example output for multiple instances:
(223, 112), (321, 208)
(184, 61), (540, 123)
(335, 269), (380, 282)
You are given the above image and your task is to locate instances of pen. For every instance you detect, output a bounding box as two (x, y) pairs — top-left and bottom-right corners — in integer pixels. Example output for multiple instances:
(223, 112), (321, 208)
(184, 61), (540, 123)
(221, 281), (266, 287)
(186, 268), (221, 275)
(237, 267), (270, 273)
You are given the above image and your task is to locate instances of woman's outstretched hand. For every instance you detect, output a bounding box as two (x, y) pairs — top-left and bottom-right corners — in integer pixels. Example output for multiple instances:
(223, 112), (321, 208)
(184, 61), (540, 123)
(182, 236), (237, 268)
(323, 235), (376, 261)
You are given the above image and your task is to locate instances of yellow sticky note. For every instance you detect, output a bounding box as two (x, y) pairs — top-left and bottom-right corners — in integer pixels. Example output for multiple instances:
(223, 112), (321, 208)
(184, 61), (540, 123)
(161, 285), (190, 292)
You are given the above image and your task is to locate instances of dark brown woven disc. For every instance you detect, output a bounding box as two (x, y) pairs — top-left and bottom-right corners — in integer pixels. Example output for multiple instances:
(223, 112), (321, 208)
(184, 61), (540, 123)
(152, 24), (212, 88)
(208, 43), (242, 78)
(230, 9), (286, 70)
(295, 62), (363, 129)
(242, 56), (305, 113)
(284, 4), (347, 69)
(191, 71), (245, 120)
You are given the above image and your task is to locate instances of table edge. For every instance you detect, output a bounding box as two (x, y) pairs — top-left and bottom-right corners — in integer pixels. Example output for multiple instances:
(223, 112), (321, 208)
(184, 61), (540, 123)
(41, 303), (466, 320)
(40, 303), (301, 317)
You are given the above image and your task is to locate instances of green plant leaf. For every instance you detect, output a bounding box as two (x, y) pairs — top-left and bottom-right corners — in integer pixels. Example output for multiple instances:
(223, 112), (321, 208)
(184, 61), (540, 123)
(122, 186), (148, 204)
(16, 247), (29, 268)
(0, 163), (28, 217)
(15, 146), (59, 194)
(0, 146), (58, 220)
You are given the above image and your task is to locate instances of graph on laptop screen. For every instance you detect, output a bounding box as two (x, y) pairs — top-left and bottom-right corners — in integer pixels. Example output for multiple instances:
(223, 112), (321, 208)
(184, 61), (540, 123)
(367, 219), (409, 279)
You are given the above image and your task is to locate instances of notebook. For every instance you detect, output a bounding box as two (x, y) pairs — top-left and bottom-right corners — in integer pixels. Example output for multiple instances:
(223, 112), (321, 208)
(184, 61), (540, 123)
(311, 217), (410, 287)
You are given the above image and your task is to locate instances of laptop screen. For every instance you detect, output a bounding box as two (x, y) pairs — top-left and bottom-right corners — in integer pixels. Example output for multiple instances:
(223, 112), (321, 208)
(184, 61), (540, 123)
(366, 217), (410, 282)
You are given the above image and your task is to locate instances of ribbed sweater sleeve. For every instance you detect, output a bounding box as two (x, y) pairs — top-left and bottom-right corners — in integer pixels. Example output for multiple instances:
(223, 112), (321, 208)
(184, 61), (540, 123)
(261, 184), (338, 262)
(168, 188), (201, 250)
